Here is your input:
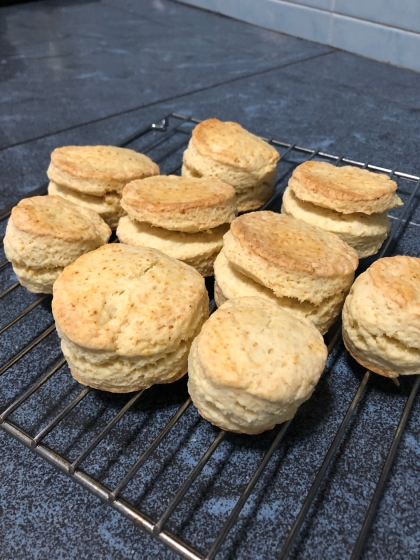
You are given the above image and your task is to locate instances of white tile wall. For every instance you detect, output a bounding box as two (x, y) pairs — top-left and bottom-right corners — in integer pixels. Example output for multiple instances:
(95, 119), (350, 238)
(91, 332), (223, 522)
(334, 0), (420, 35)
(179, 0), (420, 73)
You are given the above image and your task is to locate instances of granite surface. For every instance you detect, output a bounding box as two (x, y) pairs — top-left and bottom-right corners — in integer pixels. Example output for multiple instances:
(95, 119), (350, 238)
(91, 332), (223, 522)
(1, 1), (420, 559)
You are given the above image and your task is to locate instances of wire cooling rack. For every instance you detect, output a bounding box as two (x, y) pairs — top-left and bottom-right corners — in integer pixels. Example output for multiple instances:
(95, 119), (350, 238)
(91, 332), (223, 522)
(1, 113), (420, 560)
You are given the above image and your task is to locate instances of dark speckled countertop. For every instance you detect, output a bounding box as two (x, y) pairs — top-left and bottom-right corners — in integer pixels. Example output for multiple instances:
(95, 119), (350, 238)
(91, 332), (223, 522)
(1, 1), (420, 559)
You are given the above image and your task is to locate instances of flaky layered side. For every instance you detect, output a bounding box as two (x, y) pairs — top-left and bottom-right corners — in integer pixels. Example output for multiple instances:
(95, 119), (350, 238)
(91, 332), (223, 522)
(214, 251), (345, 334)
(117, 217), (228, 277)
(281, 186), (390, 258)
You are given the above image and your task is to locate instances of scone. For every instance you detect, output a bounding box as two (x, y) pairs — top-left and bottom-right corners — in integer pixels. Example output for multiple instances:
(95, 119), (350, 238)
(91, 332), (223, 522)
(4, 196), (111, 294)
(223, 211), (358, 303)
(214, 250), (345, 334)
(282, 187), (391, 258)
(188, 297), (328, 434)
(52, 244), (209, 393)
(182, 119), (280, 212)
(282, 162), (403, 258)
(118, 175), (237, 277)
(342, 256), (420, 378)
(47, 145), (160, 228)
(117, 218), (229, 277)
(289, 161), (402, 215)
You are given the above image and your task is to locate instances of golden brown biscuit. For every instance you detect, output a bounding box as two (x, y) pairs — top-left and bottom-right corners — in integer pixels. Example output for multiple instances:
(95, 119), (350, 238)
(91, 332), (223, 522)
(182, 119), (280, 212)
(4, 196), (111, 294)
(48, 145), (159, 196)
(281, 186), (390, 258)
(223, 212), (358, 305)
(188, 297), (328, 434)
(52, 244), (209, 392)
(290, 161), (402, 215)
(121, 175), (236, 232)
(214, 250), (345, 334)
(342, 256), (420, 378)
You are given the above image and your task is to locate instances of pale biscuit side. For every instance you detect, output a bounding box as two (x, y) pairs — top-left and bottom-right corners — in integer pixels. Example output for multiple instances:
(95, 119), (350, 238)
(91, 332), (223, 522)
(49, 181), (125, 229)
(4, 218), (110, 269)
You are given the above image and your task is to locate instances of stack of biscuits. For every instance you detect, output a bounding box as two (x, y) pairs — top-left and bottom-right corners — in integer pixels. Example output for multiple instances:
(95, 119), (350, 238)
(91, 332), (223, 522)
(182, 119), (280, 212)
(282, 161), (403, 258)
(4, 196), (111, 294)
(117, 175), (237, 277)
(214, 212), (359, 334)
(53, 243), (209, 393)
(48, 145), (160, 229)
(342, 256), (420, 379)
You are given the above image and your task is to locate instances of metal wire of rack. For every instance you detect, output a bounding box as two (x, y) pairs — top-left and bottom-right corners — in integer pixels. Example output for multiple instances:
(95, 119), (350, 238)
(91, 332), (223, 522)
(1, 113), (419, 559)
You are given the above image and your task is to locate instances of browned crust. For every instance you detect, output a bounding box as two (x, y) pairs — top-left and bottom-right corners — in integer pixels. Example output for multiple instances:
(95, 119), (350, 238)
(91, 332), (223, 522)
(292, 161), (397, 202)
(122, 175), (236, 212)
(11, 195), (109, 241)
(230, 212), (359, 277)
(368, 256), (420, 313)
(50, 145), (159, 182)
(191, 118), (280, 170)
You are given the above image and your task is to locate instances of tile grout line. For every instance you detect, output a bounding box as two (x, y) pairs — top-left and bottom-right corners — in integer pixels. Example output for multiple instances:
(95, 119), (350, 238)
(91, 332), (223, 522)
(0, 50), (335, 152)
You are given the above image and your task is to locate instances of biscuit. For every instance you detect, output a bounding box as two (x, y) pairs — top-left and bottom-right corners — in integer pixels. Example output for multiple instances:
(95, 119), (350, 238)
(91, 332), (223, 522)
(47, 145), (160, 196)
(290, 161), (403, 215)
(214, 250), (345, 334)
(117, 217), (228, 277)
(182, 119), (280, 212)
(48, 181), (125, 230)
(4, 196), (111, 294)
(188, 297), (328, 434)
(52, 244), (209, 392)
(342, 256), (420, 378)
(121, 175), (236, 232)
(281, 186), (390, 258)
(223, 212), (358, 305)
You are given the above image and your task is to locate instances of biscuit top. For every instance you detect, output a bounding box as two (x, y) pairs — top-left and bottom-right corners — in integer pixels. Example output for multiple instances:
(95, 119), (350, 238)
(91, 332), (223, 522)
(52, 244), (208, 356)
(230, 212), (359, 277)
(11, 196), (111, 242)
(196, 297), (327, 402)
(368, 256), (420, 312)
(292, 161), (398, 202)
(122, 175), (236, 212)
(50, 146), (159, 182)
(191, 119), (280, 171)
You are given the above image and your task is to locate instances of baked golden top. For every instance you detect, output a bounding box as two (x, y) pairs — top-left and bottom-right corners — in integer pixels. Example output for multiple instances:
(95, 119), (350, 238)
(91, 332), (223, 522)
(369, 256), (420, 311)
(52, 244), (208, 356)
(10, 195), (110, 242)
(293, 162), (397, 202)
(230, 212), (359, 277)
(191, 119), (280, 171)
(122, 175), (236, 212)
(50, 145), (159, 182)
(195, 297), (327, 401)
